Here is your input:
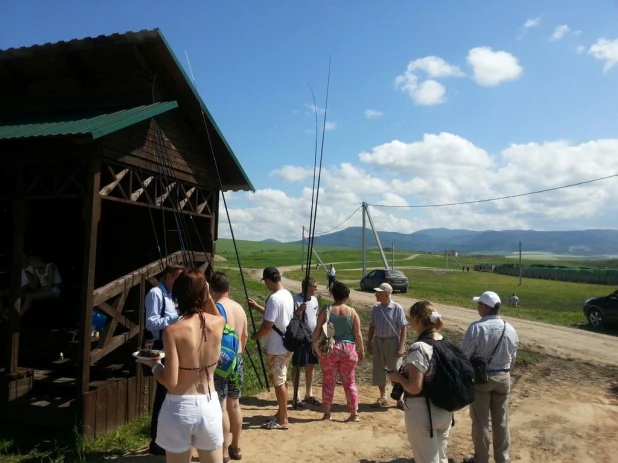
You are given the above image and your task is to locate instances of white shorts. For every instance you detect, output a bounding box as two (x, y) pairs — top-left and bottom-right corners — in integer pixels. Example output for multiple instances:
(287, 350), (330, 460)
(156, 392), (223, 453)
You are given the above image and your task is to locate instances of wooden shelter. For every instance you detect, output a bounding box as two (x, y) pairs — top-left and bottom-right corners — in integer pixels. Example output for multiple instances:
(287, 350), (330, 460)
(0, 29), (253, 438)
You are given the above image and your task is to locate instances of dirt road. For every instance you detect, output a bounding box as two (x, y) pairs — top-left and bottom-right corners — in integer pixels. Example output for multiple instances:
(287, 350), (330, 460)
(271, 267), (618, 367)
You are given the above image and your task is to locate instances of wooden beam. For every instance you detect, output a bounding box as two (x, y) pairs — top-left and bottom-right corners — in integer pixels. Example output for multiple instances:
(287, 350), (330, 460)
(130, 175), (153, 201)
(155, 182), (175, 206)
(96, 291), (127, 349)
(100, 195), (214, 220)
(179, 186), (195, 210)
(6, 196), (25, 374)
(77, 156), (101, 395)
(95, 300), (136, 331)
(90, 326), (140, 365)
(92, 252), (184, 306)
(99, 168), (128, 196)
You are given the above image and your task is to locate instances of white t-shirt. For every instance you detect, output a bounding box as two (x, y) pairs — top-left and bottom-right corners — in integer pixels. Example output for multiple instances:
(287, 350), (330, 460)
(405, 334), (444, 381)
(293, 294), (319, 332)
(263, 289), (294, 355)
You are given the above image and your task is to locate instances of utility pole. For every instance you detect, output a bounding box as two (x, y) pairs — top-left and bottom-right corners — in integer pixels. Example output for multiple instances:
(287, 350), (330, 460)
(446, 244), (449, 270)
(301, 226), (305, 271)
(364, 205), (389, 269)
(362, 202), (367, 277)
(392, 241), (395, 269)
(519, 241), (523, 286)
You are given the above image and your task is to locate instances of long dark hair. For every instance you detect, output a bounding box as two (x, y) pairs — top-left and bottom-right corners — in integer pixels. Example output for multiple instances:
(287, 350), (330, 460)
(172, 268), (208, 316)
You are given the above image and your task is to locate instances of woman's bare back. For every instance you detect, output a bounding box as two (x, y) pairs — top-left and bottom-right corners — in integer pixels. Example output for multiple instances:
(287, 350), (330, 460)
(166, 311), (225, 396)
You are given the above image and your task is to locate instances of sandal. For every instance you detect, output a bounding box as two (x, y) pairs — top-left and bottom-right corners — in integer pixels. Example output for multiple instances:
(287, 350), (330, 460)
(321, 413), (331, 421)
(347, 414), (360, 422)
(261, 420), (289, 430)
(303, 396), (321, 406)
(223, 458), (230, 463)
(228, 446), (242, 461)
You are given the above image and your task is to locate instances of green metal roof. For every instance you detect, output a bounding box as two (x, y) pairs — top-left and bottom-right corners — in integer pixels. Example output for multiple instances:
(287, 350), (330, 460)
(0, 101), (178, 140)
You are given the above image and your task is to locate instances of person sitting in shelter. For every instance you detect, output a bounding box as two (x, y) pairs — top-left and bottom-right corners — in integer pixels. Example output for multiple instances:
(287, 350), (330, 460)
(0, 256), (37, 320)
(20, 256), (62, 317)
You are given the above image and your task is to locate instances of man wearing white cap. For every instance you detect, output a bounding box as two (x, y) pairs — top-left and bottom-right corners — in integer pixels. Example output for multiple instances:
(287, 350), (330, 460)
(367, 282), (408, 408)
(462, 291), (519, 463)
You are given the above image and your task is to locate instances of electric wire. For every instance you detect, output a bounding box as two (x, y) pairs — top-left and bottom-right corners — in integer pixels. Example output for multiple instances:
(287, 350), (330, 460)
(368, 174), (618, 208)
(314, 205), (361, 236)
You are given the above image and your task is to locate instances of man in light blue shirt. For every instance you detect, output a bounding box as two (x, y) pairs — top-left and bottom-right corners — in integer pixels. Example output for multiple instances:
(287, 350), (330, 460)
(145, 264), (184, 456)
(462, 291), (519, 463)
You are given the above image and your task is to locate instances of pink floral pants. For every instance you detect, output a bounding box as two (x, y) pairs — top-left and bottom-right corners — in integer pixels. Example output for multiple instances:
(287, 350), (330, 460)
(320, 341), (359, 413)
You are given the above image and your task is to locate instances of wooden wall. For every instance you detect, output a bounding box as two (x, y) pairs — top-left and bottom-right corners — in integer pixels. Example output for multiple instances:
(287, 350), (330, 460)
(82, 373), (157, 440)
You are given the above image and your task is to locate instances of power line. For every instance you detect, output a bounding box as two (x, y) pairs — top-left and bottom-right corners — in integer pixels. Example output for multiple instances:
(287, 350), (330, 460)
(315, 205), (361, 235)
(368, 173), (618, 208)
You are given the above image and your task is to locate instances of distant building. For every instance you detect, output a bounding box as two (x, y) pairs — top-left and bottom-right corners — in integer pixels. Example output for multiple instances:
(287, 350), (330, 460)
(443, 250), (459, 257)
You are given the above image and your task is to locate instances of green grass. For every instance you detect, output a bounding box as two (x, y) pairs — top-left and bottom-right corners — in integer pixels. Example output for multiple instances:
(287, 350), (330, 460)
(284, 266), (613, 327)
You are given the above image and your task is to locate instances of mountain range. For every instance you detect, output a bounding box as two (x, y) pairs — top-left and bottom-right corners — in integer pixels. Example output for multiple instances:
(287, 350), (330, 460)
(288, 227), (618, 256)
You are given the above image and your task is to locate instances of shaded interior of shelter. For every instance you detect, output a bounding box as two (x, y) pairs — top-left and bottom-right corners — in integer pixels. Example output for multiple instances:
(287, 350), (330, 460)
(0, 197), (208, 370)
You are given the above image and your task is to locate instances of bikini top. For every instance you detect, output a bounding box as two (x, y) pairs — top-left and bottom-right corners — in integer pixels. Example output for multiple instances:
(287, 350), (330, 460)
(178, 310), (217, 397)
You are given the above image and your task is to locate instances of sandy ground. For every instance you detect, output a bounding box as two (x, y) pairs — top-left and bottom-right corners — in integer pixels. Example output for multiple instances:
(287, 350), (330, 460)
(116, 263), (618, 463)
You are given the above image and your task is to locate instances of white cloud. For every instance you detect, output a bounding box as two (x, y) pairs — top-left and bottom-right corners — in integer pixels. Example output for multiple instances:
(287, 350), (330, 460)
(325, 121), (338, 131)
(364, 109), (383, 119)
(270, 165), (313, 183)
(305, 104), (325, 114)
(523, 18), (541, 29)
(576, 45), (586, 55)
(550, 25), (571, 42)
(405, 56), (465, 78)
(589, 38), (618, 71)
(219, 133), (618, 242)
(466, 47), (523, 87)
(395, 56), (464, 105)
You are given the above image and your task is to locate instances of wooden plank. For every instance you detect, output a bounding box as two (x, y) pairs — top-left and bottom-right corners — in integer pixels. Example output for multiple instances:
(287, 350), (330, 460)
(95, 299), (136, 330)
(99, 168), (128, 196)
(106, 383), (118, 432)
(92, 251), (183, 306)
(90, 325), (140, 364)
(96, 290), (127, 349)
(82, 391), (96, 440)
(95, 388), (107, 438)
(77, 155), (101, 396)
(138, 273), (146, 350)
(6, 195), (24, 374)
(116, 379), (127, 427)
(127, 377), (137, 421)
(100, 194), (214, 219)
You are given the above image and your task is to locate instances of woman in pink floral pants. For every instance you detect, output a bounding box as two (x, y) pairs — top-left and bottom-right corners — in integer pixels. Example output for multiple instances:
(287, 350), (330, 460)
(313, 281), (365, 422)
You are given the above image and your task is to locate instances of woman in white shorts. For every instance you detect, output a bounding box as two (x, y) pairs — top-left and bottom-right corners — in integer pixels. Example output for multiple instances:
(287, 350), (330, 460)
(138, 268), (226, 463)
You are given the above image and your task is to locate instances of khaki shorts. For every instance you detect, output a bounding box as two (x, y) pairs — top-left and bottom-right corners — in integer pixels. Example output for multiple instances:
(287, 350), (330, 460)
(267, 352), (292, 387)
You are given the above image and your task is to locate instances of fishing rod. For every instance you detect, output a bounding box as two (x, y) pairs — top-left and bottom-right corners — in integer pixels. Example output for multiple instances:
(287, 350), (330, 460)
(184, 51), (270, 390)
(292, 58), (332, 410)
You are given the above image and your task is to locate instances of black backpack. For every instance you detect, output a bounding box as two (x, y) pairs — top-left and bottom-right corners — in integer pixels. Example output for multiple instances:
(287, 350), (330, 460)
(271, 294), (313, 353)
(416, 336), (476, 437)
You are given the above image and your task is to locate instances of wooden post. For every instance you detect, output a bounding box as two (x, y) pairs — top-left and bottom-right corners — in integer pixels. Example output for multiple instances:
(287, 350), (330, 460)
(6, 195), (25, 374)
(77, 156), (101, 398)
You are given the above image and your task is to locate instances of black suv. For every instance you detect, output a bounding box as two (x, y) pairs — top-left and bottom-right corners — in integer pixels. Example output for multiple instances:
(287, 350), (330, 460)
(360, 269), (409, 293)
(583, 289), (618, 328)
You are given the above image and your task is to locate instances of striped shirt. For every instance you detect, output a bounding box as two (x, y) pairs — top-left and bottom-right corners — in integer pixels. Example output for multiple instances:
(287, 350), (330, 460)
(370, 300), (408, 338)
(461, 315), (519, 371)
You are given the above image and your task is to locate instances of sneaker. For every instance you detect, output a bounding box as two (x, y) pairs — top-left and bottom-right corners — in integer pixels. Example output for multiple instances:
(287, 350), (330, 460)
(371, 397), (388, 408)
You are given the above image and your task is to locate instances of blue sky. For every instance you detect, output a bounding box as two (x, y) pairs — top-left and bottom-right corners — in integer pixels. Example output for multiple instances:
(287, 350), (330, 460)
(2, 1), (618, 243)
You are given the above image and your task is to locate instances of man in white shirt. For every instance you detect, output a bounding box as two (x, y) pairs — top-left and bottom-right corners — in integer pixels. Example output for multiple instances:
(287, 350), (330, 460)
(247, 267), (294, 430)
(326, 264), (336, 292)
(292, 277), (320, 407)
(210, 271), (248, 463)
(508, 293), (519, 308)
(144, 264), (184, 456)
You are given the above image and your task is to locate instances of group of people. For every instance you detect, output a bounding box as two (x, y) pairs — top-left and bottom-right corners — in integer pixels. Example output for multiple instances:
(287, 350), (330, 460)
(0, 255), (62, 320)
(138, 263), (519, 463)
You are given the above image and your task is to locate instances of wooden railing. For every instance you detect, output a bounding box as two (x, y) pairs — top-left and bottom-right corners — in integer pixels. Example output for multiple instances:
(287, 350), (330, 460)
(89, 251), (210, 365)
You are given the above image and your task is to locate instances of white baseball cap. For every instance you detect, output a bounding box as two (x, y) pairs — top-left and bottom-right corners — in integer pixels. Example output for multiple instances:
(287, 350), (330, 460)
(473, 291), (501, 308)
(374, 283), (393, 294)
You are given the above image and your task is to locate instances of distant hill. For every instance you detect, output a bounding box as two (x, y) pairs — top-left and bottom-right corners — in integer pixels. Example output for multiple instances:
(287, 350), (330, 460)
(261, 239), (281, 244)
(289, 227), (618, 255)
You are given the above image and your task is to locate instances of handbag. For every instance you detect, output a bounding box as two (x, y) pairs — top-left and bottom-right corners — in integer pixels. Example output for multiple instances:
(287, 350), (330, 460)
(313, 305), (335, 358)
(470, 321), (507, 385)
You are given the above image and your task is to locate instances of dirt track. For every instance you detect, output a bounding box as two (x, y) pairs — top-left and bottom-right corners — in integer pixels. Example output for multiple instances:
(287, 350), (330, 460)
(271, 267), (618, 367)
